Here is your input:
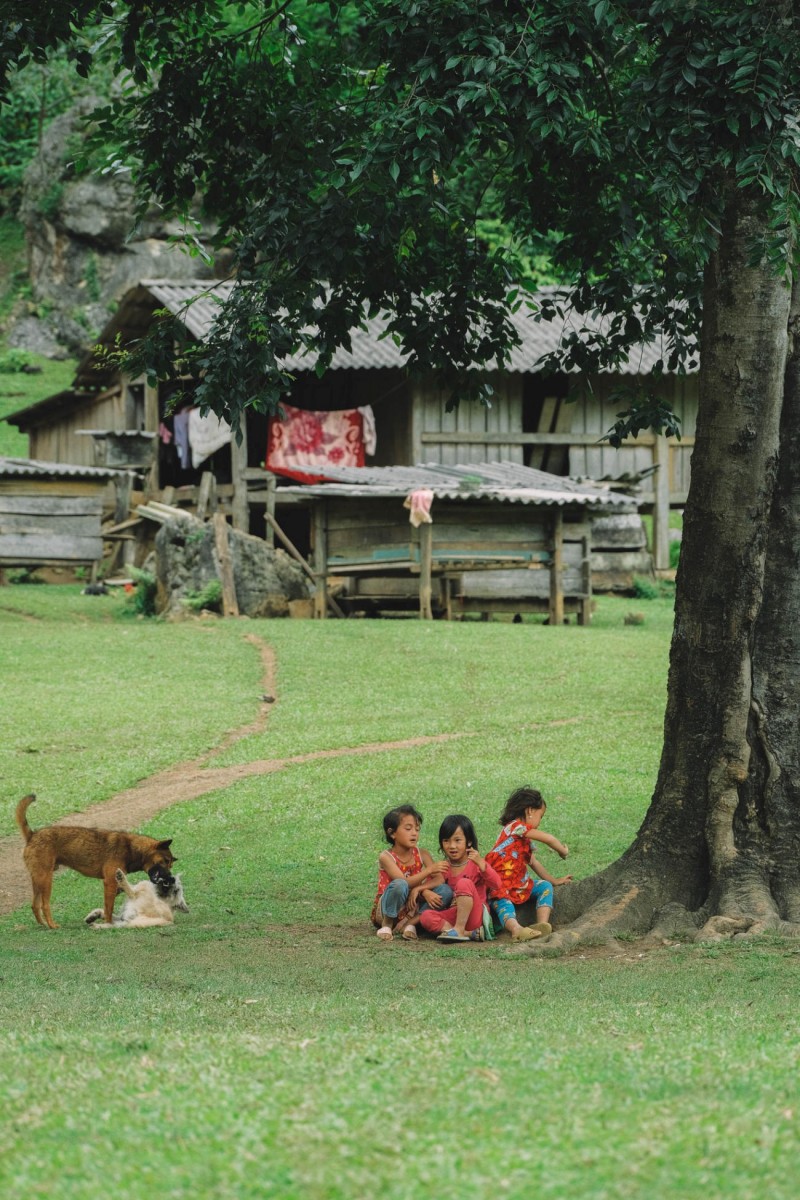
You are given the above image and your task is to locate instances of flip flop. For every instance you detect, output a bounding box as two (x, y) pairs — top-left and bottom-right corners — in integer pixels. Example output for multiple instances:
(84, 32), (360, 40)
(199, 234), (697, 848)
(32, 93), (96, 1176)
(437, 929), (469, 942)
(401, 925), (418, 940)
(376, 926), (393, 940)
(511, 926), (543, 942)
(469, 928), (485, 941)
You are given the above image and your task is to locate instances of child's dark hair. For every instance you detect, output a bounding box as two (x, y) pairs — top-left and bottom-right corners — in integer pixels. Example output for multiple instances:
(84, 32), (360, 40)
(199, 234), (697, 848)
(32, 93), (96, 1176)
(499, 786), (546, 826)
(438, 813), (478, 850)
(382, 804), (423, 844)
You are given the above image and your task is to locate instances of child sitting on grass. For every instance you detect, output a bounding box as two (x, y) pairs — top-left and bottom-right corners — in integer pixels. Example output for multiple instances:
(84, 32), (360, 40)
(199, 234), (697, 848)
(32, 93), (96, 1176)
(371, 805), (448, 941)
(486, 786), (572, 942)
(418, 814), (501, 943)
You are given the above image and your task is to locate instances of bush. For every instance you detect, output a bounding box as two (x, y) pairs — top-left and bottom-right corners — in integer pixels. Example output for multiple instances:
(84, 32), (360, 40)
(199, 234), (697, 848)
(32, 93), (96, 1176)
(0, 347), (33, 373)
(6, 566), (44, 584)
(632, 575), (661, 600)
(183, 580), (222, 614)
(124, 566), (157, 617)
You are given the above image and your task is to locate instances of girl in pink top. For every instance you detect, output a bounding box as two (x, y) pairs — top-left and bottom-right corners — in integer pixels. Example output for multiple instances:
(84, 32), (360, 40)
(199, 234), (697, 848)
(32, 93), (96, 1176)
(418, 814), (501, 943)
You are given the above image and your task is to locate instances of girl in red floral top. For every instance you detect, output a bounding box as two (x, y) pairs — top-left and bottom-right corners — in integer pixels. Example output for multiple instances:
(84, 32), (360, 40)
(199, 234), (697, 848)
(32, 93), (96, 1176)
(486, 786), (572, 942)
(372, 805), (448, 941)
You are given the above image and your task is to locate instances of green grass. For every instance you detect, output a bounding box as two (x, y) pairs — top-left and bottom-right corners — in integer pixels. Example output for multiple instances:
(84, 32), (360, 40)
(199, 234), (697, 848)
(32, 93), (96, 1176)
(0, 211), (77, 457)
(3, 588), (797, 1200)
(0, 354), (77, 457)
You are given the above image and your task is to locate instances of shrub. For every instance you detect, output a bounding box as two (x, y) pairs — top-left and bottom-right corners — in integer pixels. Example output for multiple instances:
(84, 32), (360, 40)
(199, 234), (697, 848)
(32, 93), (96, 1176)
(184, 580), (223, 614)
(124, 566), (157, 617)
(7, 566), (44, 584)
(632, 575), (661, 600)
(0, 347), (33, 373)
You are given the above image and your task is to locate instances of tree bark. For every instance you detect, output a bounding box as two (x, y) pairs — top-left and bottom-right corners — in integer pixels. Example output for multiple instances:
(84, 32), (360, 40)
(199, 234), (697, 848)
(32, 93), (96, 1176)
(538, 183), (794, 949)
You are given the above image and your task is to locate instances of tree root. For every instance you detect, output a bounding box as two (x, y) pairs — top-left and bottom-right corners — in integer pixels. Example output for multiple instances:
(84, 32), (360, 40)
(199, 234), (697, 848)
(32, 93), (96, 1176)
(505, 895), (800, 957)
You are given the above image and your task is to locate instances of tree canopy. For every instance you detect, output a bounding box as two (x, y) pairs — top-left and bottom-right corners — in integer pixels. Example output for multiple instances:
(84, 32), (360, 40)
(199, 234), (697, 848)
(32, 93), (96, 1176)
(41, 0), (798, 431)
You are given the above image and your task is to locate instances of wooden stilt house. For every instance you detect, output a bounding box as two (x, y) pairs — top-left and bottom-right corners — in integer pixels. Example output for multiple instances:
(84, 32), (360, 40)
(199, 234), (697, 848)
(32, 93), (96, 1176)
(3, 280), (695, 578)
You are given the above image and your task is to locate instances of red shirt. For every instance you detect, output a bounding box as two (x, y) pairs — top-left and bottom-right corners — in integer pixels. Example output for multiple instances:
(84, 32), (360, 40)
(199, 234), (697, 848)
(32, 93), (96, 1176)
(485, 821), (535, 905)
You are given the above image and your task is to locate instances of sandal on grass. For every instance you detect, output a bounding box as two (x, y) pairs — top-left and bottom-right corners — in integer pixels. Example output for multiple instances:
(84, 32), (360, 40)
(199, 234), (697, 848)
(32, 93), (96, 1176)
(401, 925), (418, 941)
(437, 928), (470, 942)
(511, 926), (542, 942)
(376, 926), (393, 940)
(469, 928), (485, 941)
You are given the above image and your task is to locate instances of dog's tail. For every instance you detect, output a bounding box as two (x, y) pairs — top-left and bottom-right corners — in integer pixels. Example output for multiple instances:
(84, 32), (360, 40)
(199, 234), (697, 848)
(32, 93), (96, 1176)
(15, 794), (36, 844)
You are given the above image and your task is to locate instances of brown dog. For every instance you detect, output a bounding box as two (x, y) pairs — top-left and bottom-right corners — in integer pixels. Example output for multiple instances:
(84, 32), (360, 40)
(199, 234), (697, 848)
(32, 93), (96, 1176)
(16, 794), (176, 929)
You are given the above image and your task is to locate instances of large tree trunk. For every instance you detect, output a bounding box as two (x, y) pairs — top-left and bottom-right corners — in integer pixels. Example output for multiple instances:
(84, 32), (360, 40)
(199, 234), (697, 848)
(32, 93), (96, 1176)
(735, 277), (800, 931)
(534, 185), (794, 950)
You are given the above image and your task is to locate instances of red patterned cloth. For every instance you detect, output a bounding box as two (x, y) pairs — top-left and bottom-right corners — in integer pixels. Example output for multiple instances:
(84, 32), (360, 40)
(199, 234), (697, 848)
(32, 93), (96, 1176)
(485, 821), (536, 906)
(267, 403), (365, 476)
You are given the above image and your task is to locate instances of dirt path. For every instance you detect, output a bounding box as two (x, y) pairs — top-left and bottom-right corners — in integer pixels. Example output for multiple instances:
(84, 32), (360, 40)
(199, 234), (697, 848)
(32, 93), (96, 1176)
(0, 632), (582, 917)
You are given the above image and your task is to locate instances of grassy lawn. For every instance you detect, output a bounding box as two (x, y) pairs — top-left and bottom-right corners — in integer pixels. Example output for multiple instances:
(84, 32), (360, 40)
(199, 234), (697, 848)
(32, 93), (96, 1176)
(2, 587), (797, 1199)
(0, 354), (77, 457)
(0, 212), (78, 457)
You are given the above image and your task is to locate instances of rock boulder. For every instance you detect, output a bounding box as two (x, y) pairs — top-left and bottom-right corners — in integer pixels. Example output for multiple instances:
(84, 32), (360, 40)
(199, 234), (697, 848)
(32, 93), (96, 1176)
(154, 516), (312, 618)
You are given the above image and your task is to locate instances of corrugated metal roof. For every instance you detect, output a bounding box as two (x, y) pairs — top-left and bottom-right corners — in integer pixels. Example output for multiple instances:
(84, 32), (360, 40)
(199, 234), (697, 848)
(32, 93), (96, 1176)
(273, 460), (630, 508)
(0, 456), (123, 481)
(141, 280), (693, 376)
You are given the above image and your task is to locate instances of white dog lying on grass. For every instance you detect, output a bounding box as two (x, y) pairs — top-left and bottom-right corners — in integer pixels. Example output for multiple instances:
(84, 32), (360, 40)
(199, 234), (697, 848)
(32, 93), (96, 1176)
(85, 866), (188, 928)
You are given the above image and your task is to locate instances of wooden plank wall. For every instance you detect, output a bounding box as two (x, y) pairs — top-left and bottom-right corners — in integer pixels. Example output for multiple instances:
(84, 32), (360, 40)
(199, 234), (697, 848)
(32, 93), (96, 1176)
(567, 374), (698, 485)
(325, 498), (551, 563)
(0, 486), (104, 563)
(413, 374), (524, 465)
(28, 391), (124, 466)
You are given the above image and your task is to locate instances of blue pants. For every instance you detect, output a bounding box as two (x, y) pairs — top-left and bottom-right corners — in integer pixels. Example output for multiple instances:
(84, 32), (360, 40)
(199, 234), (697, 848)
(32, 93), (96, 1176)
(380, 880), (453, 920)
(491, 879), (554, 929)
(418, 883), (454, 914)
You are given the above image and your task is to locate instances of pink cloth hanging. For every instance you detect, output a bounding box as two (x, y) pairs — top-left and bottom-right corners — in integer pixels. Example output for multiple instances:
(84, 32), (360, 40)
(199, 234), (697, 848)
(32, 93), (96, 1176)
(403, 488), (434, 527)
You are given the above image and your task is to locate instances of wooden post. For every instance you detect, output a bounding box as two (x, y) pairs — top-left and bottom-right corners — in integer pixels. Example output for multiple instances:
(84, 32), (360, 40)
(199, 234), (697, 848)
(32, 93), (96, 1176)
(114, 472), (133, 524)
(230, 423), (249, 532)
(652, 433), (671, 571)
(579, 534), (592, 626)
(264, 509), (345, 619)
(419, 521), (433, 619)
(549, 509), (564, 626)
(264, 472), (277, 548)
(144, 380), (160, 492)
(196, 471), (217, 520)
(409, 382), (424, 464)
(311, 501), (328, 620)
(443, 575), (453, 622)
(212, 512), (239, 617)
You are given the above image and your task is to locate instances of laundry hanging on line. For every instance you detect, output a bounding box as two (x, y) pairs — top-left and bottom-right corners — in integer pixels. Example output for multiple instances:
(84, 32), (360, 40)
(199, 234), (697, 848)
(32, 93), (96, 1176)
(266, 403), (375, 473)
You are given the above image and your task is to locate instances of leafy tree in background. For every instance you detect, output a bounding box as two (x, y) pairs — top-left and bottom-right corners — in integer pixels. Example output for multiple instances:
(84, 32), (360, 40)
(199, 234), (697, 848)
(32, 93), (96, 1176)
(5, 0), (800, 947)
